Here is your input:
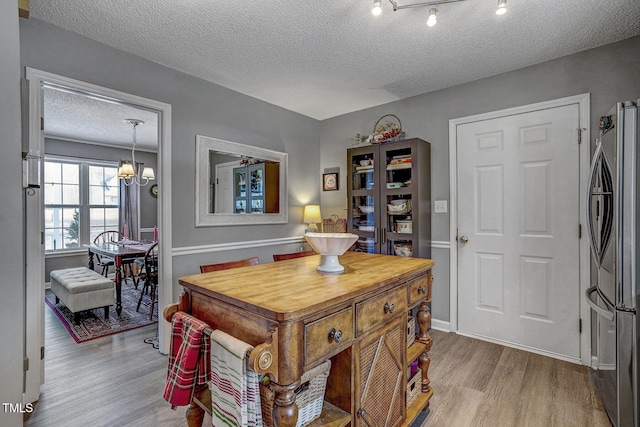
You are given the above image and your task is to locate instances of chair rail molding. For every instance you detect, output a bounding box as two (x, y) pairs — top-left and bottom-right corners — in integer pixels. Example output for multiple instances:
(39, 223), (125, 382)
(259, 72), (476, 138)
(431, 240), (450, 249)
(172, 236), (305, 257)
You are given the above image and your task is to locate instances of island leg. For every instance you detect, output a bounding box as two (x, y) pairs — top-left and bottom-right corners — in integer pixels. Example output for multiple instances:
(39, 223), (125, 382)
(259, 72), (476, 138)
(185, 400), (205, 427)
(416, 301), (432, 392)
(271, 380), (300, 427)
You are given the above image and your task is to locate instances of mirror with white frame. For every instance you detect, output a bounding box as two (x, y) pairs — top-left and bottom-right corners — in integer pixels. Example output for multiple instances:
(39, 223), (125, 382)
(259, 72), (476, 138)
(196, 135), (288, 226)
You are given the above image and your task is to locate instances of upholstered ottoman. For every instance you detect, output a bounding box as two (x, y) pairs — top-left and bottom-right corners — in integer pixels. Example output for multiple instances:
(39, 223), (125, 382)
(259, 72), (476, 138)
(50, 267), (115, 323)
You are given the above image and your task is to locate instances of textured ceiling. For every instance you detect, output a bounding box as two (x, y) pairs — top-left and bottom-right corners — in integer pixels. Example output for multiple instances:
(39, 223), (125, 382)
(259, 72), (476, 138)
(31, 0), (640, 122)
(43, 86), (159, 151)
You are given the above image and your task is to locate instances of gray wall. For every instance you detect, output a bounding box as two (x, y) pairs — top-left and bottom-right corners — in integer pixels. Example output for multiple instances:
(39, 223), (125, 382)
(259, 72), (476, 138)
(319, 36), (640, 324)
(44, 138), (158, 279)
(20, 18), (322, 297)
(0, 3), (25, 427)
(17, 13), (640, 333)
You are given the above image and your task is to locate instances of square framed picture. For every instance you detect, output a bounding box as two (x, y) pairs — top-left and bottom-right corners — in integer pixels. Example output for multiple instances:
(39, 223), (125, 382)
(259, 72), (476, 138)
(323, 172), (339, 191)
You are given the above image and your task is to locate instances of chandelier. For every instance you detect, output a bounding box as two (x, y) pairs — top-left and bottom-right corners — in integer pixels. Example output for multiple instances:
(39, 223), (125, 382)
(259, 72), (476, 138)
(118, 119), (155, 187)
(372, 0), (507, 26)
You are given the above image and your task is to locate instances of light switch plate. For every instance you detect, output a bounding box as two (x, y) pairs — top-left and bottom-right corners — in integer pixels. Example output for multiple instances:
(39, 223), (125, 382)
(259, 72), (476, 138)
(434, 200), (448, 213)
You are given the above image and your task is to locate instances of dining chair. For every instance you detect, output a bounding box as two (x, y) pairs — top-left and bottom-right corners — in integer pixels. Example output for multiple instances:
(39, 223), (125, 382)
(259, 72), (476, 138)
(136, 242), (159, 320)
(199, 257), (259, 273)
(272, 250), (316, 262)
(93, 230), (138, 287)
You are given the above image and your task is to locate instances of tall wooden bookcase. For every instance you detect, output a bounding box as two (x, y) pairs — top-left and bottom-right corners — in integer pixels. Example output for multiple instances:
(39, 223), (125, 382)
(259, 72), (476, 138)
(347, 138), (431, 259)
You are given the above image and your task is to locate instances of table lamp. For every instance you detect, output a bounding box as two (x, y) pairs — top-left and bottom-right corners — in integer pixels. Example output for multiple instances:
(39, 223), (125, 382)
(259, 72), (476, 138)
(303, 205), (322, 233)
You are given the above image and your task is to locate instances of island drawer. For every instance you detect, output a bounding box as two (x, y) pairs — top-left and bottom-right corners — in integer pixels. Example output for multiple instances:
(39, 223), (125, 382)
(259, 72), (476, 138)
(408, 274), (431, 305)
(356, 287), (407, 336)
(304, 307), (354, 365)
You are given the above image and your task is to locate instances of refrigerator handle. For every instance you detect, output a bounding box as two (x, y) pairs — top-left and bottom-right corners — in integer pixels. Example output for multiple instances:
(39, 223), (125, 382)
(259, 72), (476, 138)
(586, 142), (602, 267)
(585, 285), (615, 321)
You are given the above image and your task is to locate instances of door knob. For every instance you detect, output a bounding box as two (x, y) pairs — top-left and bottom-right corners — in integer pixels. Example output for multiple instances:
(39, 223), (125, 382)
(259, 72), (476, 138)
(459, 235), (469, 243)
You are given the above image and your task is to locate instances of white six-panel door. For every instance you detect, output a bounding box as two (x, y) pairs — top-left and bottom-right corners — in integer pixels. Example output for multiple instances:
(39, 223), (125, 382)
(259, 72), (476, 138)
(456, 103), (582, 360)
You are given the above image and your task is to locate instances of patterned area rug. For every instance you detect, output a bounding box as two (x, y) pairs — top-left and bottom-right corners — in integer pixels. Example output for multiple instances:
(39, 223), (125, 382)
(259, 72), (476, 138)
(45, 281), (158, 343)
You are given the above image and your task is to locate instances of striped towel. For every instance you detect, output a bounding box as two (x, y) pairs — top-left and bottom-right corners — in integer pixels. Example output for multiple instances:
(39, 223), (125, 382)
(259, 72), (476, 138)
(210, 330), (263, 427)
(163, 312), (211, 409)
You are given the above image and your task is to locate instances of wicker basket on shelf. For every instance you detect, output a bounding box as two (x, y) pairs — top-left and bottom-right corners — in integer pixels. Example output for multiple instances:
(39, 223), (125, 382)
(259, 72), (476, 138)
(406, 368), (422, 408)
(260, 360), (331, 427)
(407, 316), (416, 347)
(368, 114), (405, 144)
(322, 214), (347, 233)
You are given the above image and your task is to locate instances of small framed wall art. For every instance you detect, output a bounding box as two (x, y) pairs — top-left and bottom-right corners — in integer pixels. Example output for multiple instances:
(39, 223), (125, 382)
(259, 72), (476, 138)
(323, 172), (339, 191)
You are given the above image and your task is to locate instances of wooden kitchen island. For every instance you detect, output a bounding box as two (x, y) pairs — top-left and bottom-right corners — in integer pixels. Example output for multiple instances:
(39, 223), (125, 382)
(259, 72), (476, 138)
(167, 251), (434, 427)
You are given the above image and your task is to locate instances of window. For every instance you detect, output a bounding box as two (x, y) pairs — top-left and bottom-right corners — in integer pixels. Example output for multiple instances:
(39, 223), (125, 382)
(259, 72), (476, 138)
(44, 158), (119, 252)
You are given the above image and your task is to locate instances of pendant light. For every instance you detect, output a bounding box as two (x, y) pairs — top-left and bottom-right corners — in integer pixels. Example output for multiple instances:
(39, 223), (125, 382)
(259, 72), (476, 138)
(118, 119), (155, 187)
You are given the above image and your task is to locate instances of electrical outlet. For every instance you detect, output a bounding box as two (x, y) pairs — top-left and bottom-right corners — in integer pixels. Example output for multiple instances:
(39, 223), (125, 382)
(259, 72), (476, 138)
(434, 200), (448, 213)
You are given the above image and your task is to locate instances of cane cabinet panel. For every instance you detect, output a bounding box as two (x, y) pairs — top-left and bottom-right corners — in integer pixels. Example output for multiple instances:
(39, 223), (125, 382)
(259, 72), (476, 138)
(356, 316), (406, 427)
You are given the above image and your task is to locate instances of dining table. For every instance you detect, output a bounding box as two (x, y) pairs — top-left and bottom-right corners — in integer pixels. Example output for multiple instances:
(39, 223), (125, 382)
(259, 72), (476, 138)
(87, 240), (155, 315)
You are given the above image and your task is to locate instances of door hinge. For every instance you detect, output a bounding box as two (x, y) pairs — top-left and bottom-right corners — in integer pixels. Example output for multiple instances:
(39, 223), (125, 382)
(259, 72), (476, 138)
(41, 346), (45, 360)
(579, 318), (582, 333)
(577, 128), (584, 144)
(24, 357), (29, 372)
(579, 224), (582, 238)
(40, 116), (44, 131)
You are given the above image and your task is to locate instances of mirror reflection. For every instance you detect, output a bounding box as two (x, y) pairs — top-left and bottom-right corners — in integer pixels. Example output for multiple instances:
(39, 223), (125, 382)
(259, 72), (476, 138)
(209, 153), (279, 214)
(196, 135), (288, 226)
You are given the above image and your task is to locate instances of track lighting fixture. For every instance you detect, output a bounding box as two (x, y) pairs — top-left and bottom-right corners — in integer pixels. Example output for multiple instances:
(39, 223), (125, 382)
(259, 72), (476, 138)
(371, 0), (509, 27)
(426, 7), (437, 26)
(496, 0), (507, 15)
(372, 0), (382, 16)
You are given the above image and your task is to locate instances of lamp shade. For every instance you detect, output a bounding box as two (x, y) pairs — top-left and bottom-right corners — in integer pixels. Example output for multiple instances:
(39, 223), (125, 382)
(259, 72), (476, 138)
(141, 167), (155, 180)
(303, 205), (322, 224)
(118, 162), (135, 178)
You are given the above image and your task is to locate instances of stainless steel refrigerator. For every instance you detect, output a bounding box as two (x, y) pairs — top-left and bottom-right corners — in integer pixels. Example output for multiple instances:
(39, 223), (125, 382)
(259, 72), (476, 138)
(586, 100), (639, 427)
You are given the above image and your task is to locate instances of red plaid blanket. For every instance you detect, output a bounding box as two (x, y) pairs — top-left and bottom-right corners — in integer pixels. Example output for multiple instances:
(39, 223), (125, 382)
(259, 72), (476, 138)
(163, 311), (211, 408)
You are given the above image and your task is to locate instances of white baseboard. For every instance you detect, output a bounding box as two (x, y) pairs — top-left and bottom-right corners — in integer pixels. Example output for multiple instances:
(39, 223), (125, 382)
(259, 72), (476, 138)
(431, 318), (450, 332)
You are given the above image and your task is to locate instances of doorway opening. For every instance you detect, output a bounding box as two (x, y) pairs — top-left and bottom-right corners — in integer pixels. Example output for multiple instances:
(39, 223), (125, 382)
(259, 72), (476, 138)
(24, 68), (172, 405)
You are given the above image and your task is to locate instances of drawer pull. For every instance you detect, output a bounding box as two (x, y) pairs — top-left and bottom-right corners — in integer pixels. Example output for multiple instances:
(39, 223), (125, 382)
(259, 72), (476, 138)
(384, 302), (395, 314)
(328, 327), (343, 343)
(417, 286), (427, 295)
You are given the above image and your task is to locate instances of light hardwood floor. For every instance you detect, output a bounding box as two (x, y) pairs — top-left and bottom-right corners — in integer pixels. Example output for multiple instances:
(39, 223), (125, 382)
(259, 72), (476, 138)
(425, 329), (611, 427)
(25, 305), (198, 427)
(27, 308), (611, 426)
